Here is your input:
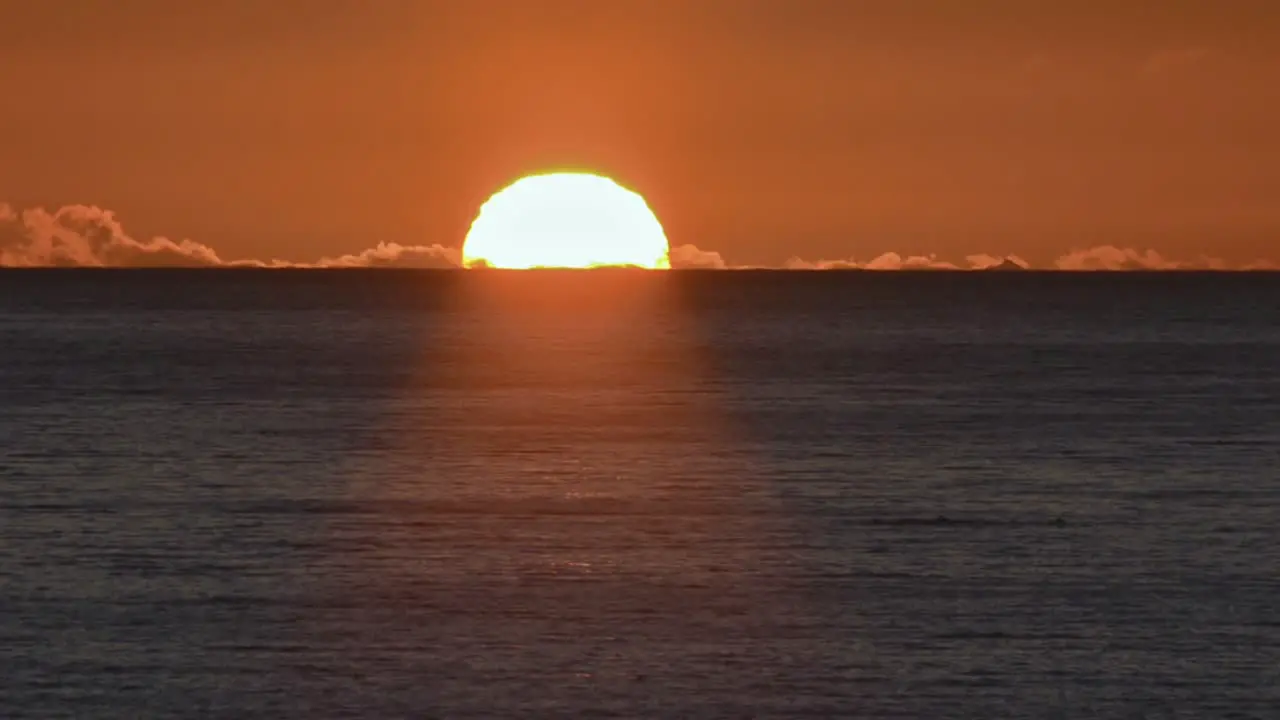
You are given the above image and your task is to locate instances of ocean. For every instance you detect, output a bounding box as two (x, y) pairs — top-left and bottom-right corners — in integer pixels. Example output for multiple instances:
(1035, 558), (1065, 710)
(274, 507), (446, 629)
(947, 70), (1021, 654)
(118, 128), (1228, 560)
(2, 268), (1278, 718)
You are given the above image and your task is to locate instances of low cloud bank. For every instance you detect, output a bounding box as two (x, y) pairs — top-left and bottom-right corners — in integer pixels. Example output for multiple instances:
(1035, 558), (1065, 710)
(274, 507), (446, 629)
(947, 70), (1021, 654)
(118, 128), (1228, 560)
(966, 254), (1031, 270)
(667, 243), (727, 269)
(0, 203), (463, 269)
(1, 203), (1273, 271)
(779, 252), (1036, 270)
(1, 204), (227, 267)
(315, 242), (461, 269)
(1052, 245), (1275, 271)
(784, 252), (963, 270)
(671, 244), (1272, 272)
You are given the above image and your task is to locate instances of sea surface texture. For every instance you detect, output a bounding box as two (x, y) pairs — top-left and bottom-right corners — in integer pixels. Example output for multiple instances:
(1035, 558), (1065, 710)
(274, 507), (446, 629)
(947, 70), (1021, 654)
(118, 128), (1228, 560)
(2, 269), (1278, 719)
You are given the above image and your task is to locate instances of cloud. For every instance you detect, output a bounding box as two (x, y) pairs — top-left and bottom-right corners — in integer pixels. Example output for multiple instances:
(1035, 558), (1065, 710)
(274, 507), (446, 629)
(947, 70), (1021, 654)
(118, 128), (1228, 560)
(869, 252), (959, 270)
(966, 253), (1030, 270)
(0, 202), (462, 269)
(785, 252), (1026, 271)
(1052, 245), (1241, 271)
(1, 204), (225, 267)
(314, 242), (461, 269)
(783, 256), (859, 270)
(1055, 246), (1174, 270)
(667, 243), (727, 269)
(2, 202), (1275, 272)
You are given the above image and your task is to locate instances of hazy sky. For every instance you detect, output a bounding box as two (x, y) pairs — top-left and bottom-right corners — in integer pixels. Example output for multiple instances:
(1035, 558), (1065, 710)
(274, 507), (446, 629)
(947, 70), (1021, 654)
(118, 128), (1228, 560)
(2, 0), (1278, 267)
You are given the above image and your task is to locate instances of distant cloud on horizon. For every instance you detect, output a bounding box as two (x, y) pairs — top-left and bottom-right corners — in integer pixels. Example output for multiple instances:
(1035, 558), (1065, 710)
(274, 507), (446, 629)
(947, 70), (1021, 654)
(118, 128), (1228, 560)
(0, 203), (459, 270)
(666, 243), (728, 270)
(1, 203), (227, 268)
(1, 202), (1274, 272)
(1050, 245), (1277, 271)
(314, 242), (461, 269)
(784, 252), (968, 271)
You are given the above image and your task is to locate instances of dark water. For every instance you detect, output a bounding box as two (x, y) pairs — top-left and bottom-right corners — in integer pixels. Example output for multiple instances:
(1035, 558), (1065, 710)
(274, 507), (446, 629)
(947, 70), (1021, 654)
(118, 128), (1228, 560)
(2, 269), (1279, 718)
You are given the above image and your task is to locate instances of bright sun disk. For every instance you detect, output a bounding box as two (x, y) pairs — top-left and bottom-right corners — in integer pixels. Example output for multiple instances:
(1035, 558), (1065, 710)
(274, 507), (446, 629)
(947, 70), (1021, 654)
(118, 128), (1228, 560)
(462, 172), (670, 269)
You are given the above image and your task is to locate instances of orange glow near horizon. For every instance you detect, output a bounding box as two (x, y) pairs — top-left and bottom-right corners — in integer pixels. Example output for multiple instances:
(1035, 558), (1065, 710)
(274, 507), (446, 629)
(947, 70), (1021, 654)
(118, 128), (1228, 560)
(461, 173), (671, 270)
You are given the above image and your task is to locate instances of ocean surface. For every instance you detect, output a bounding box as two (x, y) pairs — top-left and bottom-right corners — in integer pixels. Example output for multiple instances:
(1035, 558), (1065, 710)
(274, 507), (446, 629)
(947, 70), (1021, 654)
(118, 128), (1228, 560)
(2, 268), (1278, 719)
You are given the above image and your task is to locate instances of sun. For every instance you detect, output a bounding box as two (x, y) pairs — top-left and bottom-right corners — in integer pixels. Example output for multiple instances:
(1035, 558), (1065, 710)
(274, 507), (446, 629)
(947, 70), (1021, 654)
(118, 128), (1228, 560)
(462, 172), (670, 269)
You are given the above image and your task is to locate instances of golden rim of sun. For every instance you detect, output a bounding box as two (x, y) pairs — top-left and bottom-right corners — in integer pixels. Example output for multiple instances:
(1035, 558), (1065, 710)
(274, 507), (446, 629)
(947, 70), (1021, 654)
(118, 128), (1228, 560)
(461, 172), (671, 270)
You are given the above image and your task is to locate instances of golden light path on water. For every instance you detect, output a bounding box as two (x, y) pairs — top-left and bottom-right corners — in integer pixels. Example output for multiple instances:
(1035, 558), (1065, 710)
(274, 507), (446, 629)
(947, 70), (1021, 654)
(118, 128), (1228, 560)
(317, 272), (806, 696)
(363, 271), (776, 577)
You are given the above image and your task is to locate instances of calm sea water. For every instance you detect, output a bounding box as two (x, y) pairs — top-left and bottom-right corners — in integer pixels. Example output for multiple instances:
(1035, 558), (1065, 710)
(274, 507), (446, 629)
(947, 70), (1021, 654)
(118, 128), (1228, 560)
(2, 269), (1278, 718)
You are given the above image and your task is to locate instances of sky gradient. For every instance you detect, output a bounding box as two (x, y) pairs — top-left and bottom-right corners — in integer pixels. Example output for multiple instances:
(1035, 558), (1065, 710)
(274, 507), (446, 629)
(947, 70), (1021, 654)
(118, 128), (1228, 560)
(2, 0), (1277, 268)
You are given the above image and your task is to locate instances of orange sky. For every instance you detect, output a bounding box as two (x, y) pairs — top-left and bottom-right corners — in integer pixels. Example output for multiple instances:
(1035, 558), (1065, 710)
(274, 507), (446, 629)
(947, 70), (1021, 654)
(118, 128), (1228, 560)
(1, 0), (1278, 268)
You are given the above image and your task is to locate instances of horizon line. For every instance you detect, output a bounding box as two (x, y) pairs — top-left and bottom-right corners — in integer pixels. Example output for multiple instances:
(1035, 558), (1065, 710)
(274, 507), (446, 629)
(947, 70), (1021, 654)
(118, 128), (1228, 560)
(3, 265), (1277, 273)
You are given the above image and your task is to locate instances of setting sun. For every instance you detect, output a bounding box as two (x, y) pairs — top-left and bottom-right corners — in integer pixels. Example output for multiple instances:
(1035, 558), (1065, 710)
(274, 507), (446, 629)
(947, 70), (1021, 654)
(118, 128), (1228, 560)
(462, 173), (670, 269)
